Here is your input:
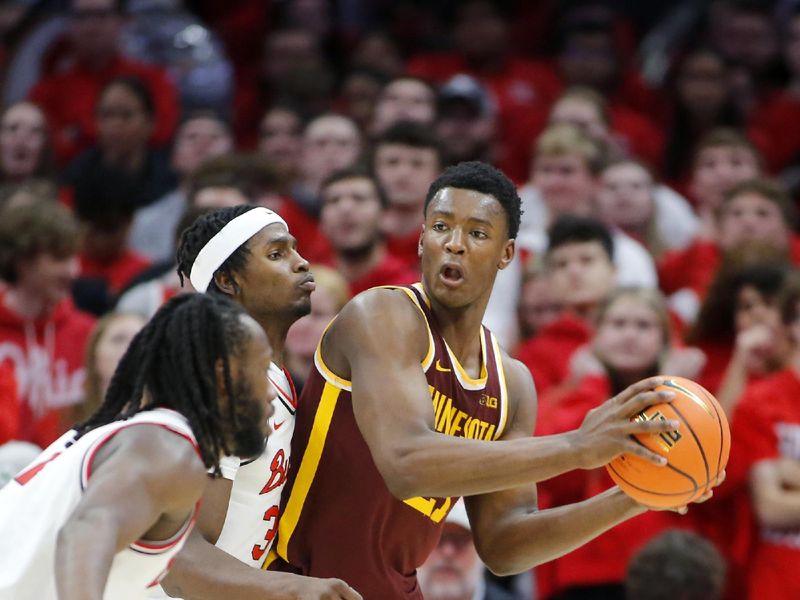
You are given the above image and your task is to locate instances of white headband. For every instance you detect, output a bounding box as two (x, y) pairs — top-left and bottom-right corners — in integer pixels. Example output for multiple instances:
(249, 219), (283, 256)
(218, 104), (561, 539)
(190, 207), (288, 293)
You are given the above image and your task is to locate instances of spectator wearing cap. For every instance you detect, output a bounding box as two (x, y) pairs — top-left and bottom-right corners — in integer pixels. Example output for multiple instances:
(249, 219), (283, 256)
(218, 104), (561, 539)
(128, 111), (234, 263)
(27, 0), (178, 165)
(435, 74), (497, 167)
(418, 500), (517, 600)
(318, 167), (416, 297)
(0, 199), (95, 447)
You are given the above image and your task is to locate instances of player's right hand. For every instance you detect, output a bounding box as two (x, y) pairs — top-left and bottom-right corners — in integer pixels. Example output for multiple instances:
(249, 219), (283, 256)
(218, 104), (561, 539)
(294, 577), (363, 600)
(571, 377), (679, 470)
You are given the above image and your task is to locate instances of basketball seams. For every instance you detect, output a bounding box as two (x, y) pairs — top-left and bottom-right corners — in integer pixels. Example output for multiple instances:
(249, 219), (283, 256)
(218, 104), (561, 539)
(607, 454), (698, 499)
(667, 402), (711, 490)
(696, 384), (728, 486)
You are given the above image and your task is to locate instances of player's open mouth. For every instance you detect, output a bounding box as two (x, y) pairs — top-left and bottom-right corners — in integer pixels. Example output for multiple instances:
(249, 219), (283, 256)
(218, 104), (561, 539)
(440, 264), (464, 285)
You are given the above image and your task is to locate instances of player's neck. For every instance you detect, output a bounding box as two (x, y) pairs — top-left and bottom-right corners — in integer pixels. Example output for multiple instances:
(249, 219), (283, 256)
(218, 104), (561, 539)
(429, 296), (488, 373)
(256, 317), (291, 369)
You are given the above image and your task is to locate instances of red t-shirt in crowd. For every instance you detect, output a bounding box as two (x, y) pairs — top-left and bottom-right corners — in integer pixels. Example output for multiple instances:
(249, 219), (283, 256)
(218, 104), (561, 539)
(79, 251), (152, 295)
(726, 369), (800, 600)
(658, 237), (800, 300)
(0, 362), (20, 444)
(385, 230), (422, 274)
(515, 313), (593, 397)
(749, 92), (800, 173)
(29, 55), (179, 165)
(0, 293), (95, 447)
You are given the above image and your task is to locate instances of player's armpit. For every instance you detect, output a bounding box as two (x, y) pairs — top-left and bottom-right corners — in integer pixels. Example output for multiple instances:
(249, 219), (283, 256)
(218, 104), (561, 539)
(193, 476), (234, 544)
(464, 359), (539, 575)
(328, 288), (440, 498)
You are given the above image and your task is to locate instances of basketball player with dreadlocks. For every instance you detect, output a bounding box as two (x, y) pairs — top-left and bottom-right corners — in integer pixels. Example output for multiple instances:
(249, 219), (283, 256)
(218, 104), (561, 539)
(0, 293), (274, 600)
(157, 206), (361, 600)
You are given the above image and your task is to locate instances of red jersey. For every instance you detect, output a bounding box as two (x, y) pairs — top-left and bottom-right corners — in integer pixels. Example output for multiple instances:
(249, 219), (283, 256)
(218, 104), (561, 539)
(267, 284), (511, 599)
(728, 369), (800, 600)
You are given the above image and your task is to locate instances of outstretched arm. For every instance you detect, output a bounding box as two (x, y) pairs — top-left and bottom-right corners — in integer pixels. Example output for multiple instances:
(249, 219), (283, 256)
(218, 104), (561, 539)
(161, 477), (361, 600)
(333, 289), (678, 500)
(465, 359), (720, 576)
(464, 360), (647, 575)
(55, 427), (207, 600)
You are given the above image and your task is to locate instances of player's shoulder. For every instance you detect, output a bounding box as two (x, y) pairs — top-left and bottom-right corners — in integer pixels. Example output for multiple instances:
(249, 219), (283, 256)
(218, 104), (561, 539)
(104, 422), (204, 477)
(336, 286), (426, 332)
(328, 286), (429, 358)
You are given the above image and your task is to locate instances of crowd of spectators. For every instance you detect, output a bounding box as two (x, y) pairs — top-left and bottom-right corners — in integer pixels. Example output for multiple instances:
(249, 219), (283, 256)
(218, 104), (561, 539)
(1, 0), (800, 598)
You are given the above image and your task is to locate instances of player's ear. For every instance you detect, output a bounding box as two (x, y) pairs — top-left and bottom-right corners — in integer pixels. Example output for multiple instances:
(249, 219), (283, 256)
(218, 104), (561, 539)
(213, 271), (239, 298)
(418, 225), (425, 257)
(497, 239), (515, 270)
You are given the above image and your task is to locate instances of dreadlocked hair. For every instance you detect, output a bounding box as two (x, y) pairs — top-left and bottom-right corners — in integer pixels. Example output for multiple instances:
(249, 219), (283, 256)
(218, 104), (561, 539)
(74, 293), (250, 475)
(176, 205), (258, 296)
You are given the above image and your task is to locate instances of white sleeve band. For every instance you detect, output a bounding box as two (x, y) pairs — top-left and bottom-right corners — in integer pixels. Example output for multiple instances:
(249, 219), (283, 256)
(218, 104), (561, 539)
(189, 207), (288, 293)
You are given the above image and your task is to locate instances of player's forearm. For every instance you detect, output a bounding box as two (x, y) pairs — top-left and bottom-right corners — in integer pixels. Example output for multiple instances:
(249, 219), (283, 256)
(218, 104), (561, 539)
(161, 534), (300, 600)
(55, 516), (117, 600)
(476, 487), (645, 576)
(385, 430), (584, 499)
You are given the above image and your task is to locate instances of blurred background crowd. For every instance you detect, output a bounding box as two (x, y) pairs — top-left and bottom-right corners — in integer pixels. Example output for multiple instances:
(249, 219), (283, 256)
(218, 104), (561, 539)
(1, 0), (799, 598)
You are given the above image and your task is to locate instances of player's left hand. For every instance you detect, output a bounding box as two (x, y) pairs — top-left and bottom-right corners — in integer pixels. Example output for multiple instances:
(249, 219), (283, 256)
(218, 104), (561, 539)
(647, 470), (726, 515)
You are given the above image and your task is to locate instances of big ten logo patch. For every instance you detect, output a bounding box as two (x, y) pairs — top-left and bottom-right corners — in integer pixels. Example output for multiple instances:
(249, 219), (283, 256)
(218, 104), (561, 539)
(479, 394), (498, 409)
(635, 410), (682, 452)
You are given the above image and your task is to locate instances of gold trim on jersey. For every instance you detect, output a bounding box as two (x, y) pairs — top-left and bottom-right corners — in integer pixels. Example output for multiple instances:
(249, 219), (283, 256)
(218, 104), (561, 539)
(313, 317), (352, 391)
(443, 329), (488, 390)
(491, 333), (509, 440)
(393, 286), (435, 371)
(263, 381), (342, 570)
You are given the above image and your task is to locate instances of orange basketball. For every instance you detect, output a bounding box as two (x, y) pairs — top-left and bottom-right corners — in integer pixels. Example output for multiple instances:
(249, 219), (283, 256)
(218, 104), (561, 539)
(606, 376), (731, 509)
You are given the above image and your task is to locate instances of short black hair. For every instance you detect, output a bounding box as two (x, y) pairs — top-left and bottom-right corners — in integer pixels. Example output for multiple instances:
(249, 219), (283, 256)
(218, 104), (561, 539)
(73, 166), (139, 228)
(176, 205), (259, 296)
(373, 120), (443, 166)
(546, 215), (614, 261)
(321, 166), (388, 208)
(626, 530), (726, 600)
(424, 161), (521, 239)
(99, 76), (155, 118)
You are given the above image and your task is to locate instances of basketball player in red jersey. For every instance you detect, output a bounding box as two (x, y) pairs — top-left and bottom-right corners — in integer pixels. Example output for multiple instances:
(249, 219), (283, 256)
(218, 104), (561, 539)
(268, 162), (721, 598)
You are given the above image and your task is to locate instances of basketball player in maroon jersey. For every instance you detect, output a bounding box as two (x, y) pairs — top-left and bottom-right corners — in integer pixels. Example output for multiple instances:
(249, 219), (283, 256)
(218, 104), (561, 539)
(267, 161), (721, 599)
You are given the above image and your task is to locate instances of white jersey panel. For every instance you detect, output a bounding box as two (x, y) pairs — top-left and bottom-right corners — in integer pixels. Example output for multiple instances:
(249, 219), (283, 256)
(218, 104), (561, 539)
(214, 363), (296, 566)
(0, 409), (197, 600)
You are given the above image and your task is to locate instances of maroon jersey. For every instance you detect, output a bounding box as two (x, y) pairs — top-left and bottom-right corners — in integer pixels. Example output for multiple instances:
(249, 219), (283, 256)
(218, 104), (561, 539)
(266, 284), (510, 599)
